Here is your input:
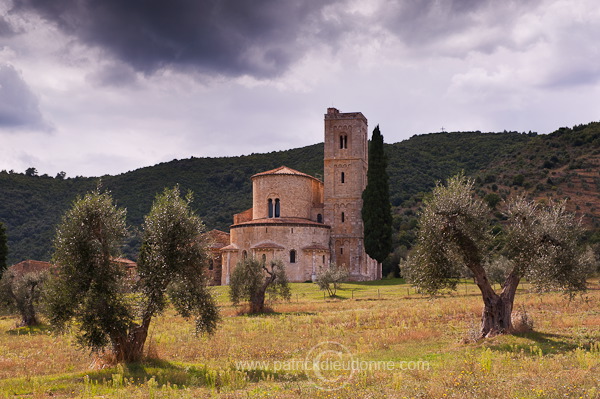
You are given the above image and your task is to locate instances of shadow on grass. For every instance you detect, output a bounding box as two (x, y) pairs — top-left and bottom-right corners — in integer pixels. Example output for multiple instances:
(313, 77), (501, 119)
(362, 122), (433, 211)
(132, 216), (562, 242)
(487, 330), (579, 355)
(347, 278), (407, 286)
(6, 323), (52, 335)
(241, 311), (317, 317)
(84, 357), (306, 389)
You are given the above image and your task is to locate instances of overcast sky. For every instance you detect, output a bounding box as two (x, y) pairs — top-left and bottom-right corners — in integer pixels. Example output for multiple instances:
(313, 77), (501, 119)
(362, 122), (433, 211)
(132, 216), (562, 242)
(1, 0), (599, 177)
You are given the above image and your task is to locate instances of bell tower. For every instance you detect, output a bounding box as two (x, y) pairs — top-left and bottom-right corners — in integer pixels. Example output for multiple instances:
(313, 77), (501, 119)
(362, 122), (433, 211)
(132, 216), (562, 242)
(323, 107), (376, 279)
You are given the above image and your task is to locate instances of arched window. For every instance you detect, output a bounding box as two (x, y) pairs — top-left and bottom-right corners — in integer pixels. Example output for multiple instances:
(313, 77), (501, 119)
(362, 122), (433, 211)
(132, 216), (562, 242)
(208, 258), (214, 271)
(290, 250), (296, 263)
(317, 213), (323, 223)
(322, 255), (325, 264)
(341, 212), (345, 223)
(275, 198), (280, 218)
(341, 172), (345, 183)
(261, 254), (266, 264)
(242, 250), (248, 259)
(268, 198), (273, 218)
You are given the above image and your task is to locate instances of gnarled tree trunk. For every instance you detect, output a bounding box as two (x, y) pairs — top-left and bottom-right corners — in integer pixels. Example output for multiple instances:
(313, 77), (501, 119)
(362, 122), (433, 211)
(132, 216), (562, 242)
(454, 228), (520, 338)
(13, 281), (40, 327)
(475, 268), (520, 338)
(111, 315), (152, 363)
(249, 266), (278, 313)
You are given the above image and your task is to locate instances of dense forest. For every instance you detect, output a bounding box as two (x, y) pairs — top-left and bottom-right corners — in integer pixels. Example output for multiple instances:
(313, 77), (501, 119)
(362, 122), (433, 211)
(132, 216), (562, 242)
(1, 122), (599, 275)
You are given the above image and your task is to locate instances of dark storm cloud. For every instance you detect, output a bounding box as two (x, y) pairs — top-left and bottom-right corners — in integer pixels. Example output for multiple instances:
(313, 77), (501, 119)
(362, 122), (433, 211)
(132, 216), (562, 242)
(11, 0), (340, 79)
(87, 62), (140, 87)
(378, 0), (542, 53)
(0, 16), (15, 37)
(0, 64), (48, 130)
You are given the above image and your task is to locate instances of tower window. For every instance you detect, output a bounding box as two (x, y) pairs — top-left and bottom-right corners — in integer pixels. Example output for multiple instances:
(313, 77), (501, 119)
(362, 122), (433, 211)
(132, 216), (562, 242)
(340, 247), (344, 255)
(275, 198), (280, 217)
(340, 134), (348, 149)
(341, 212), (345, 223)
(317, 213), (323, 223)
(262, 254), (266, 264)
(341, 172), (345, 183)
(268, 199), (273, 218)
(242, 250), (248, 259)
(290, 250), (296, 263)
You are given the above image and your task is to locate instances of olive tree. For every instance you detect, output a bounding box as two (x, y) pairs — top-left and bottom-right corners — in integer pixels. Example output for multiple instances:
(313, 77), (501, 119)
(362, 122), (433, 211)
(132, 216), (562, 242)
(47, 190), (132, 356)
(404, 174), (594, 338)
(134, 186), (219, 361)
(48, 187), (218, 363)
(229, 257), (290, 313)
(0, 267), (48, 327)
(315, 264), (349, 297)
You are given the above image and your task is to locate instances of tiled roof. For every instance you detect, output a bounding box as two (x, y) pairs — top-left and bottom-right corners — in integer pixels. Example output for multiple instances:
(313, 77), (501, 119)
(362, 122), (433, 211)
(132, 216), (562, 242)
(251, 241), (285, 250)
(9, 260), (52, 275)
(231, 217), (330, 228)
(204, 229), (231, 249)
(221, 243), (240, 251)
(252, 166), (320, 181)
(113, 258), (137, 268)
(302, 244), (329, 251)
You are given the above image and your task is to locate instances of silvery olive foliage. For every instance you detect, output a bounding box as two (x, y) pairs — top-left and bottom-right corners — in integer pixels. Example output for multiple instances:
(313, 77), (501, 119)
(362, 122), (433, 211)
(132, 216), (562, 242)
(503, 197), (594, 294)
(403, 174), (491, 295)
(315, 264), (349, 297)
(229, 257), (291, 313)
(48, 187), (218, 361)
(138, 186), (219, 335)
(404, 173), (595, 337)
(47, 189), (132, 352)
(0, 267), (48, 327)
(484, 256), (513, 287)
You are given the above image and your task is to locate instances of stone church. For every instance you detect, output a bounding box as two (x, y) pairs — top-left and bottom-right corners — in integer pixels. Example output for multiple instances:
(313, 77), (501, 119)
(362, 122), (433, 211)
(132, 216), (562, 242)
(217, 108), (380, 284)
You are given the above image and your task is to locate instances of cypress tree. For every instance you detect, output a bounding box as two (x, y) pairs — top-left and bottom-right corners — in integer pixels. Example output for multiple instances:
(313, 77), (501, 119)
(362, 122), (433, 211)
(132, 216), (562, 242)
(362, 125), (392, 264)
(0, 222), (7, 274)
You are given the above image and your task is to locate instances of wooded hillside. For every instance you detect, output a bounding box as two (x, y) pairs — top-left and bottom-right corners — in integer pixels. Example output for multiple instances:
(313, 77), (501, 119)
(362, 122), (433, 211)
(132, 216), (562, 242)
(1, 123), (598, 268)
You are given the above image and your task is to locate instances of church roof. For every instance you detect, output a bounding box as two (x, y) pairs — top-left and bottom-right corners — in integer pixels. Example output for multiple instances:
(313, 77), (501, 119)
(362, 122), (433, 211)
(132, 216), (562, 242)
(252, 166), (321, 182)
(204, 229), (231, 249)
(251, 241), (285, 250)
(221, 243), (240, 251)
(302, 244), (329, 251)
(231, 217), (330, 228)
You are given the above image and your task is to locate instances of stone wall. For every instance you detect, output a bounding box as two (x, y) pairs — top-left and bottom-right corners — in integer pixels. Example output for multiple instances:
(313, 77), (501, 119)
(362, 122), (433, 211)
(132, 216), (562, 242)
(222, 222), (331, 282)
(252, 173), (323, 221)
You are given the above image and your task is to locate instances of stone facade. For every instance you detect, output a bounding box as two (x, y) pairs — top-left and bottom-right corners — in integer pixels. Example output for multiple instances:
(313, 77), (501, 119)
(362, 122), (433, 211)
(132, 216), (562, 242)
(204, 229), (230, 285)
(220, 108), (381, 284)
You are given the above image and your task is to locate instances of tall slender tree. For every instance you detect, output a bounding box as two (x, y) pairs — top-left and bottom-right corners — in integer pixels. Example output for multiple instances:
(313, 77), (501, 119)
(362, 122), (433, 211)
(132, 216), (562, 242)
(0, 222), (7, 274)
(362, 125), (393, 264)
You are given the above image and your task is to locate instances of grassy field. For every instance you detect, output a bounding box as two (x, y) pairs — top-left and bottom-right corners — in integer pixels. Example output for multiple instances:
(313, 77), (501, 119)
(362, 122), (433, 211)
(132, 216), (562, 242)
(0, 278), (599, 398)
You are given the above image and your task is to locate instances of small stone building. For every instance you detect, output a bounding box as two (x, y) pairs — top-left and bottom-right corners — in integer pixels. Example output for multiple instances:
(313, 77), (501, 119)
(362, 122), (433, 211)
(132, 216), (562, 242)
(220, 108), (381, 283)
(8, 260), (52, 276)
(204, 229), (230, 285)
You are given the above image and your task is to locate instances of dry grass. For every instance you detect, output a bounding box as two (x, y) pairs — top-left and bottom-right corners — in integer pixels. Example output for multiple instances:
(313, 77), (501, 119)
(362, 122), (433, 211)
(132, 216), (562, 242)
(0, 279), (599, 398)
